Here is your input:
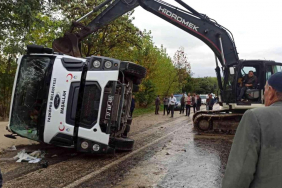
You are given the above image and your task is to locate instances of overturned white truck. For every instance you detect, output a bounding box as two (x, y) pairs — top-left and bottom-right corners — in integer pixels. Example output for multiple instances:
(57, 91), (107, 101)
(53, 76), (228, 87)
(7, 45), (146, 153)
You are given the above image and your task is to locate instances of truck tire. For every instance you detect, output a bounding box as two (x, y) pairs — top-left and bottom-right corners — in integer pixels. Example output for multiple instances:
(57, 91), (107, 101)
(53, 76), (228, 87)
(120, 61), (146, 85)
(110, 137), (134, 151)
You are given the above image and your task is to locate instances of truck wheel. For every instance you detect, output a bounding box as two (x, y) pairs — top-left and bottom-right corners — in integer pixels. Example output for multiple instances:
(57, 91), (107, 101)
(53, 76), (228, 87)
(120, 61), (146, 85)
(110, 137), (134, 151)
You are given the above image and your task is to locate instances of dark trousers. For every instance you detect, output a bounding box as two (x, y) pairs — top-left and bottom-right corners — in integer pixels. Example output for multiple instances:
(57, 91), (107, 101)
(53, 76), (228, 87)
(180, 103), (185, 114)
(167, 105), (170, 114)
(192, 104), (196, 113)
(155, 105), (159, 114)
(170, 105), (175, 117)
(164, 105), (168, 115)
(208, 106), (213, 110)
(196, 106), (200, 111)
(130, 108), (134, 117)
(237, 86), (247, 100)
(186, 105), (191, 116)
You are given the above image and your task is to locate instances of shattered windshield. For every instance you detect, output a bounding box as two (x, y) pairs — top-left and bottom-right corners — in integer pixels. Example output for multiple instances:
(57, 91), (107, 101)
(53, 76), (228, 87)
(10, 56), (53, 141)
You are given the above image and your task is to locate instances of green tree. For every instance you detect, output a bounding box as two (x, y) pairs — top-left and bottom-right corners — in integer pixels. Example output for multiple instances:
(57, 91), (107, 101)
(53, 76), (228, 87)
(0, 56), (17, 119)
(172, 47), (191, 92)
(136, 80), (156, 107)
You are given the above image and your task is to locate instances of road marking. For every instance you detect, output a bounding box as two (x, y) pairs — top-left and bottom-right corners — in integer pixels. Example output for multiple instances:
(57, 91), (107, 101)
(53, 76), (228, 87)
(65, 120), (192, 188)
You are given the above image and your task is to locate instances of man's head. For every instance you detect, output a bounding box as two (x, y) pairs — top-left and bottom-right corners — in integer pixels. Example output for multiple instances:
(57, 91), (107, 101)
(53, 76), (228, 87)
(248, 71), (254, 77)
(193, 93), (196, 96)
(264, 72), (282, 106)
(171, 93), (173, 98)
(188, 93), (190, 96)
(132, 95), (135, 99)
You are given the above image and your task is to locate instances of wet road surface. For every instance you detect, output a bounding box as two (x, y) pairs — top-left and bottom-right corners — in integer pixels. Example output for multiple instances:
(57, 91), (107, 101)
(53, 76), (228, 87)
(0, 106), (234, 188)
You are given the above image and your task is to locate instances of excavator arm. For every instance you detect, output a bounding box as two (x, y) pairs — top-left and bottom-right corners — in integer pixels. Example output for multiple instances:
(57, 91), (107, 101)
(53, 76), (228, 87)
(53, 0), (239, 67)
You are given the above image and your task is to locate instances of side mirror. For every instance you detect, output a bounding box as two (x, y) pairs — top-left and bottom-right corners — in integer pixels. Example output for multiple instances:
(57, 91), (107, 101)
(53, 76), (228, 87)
(229, 67), (235, 75)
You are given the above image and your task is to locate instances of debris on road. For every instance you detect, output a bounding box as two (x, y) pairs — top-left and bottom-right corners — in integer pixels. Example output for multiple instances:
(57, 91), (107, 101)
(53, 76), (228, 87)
(40, 160), (49, 168)
(0, 158), (16, 161)
(5, 145), (17, 151)
(13, 149), (44, 163)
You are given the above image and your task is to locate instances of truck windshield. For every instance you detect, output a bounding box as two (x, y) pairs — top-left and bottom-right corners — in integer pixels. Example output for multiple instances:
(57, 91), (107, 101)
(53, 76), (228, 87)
(10, 56), (53, 141)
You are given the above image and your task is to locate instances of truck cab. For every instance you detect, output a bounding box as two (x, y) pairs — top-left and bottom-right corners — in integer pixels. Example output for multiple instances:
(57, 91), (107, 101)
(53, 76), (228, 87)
(8, 45), (146, 153)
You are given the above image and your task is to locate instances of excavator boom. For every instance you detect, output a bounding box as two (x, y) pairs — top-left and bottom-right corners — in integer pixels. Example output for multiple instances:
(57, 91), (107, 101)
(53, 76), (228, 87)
(52, 0), (239, 66)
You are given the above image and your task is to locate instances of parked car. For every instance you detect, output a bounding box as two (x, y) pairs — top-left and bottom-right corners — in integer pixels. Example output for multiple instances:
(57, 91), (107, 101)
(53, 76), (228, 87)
(174, 94), (186, 110)
(200, 94), (208, 104)
(200, 94), (215, 104)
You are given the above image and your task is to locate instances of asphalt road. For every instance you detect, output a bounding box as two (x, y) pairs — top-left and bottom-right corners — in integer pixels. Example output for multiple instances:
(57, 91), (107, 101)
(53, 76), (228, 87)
(0, 105), (233, 188)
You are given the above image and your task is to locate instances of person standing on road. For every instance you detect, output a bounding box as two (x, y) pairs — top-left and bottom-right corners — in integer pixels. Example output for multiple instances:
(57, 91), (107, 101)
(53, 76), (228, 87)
(169, 94), (176, 118)
(130, 95), (135, 117)
(185, 93), (192, 116)
(196, 94), (201, 111)
(163, 96), (169, 115)
(222, 72), (282, 188)
(155, 95), (160, 115)
(192, 93), (196, 113)
(207, 94), (214, 110)
(180, 93), (185, 114)
(206, 94), (210, 110)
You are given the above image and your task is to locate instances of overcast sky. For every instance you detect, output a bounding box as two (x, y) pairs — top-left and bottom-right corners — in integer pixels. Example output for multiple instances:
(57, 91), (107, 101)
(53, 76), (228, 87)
(131, 0), (282, 77)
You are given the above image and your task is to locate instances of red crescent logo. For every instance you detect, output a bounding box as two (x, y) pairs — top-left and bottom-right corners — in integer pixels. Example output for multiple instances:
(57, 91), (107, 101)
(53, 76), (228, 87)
(59, 125), (65, 131)
(66, 74), (73, 82)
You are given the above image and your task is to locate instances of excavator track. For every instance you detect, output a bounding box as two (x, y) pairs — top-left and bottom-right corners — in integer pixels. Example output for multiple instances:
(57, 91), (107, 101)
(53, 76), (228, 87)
(193, 110), (244, 135)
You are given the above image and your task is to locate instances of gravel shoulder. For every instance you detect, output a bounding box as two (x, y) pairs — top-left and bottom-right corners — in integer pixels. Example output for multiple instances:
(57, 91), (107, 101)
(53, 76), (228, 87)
(0, 122), (37, 153)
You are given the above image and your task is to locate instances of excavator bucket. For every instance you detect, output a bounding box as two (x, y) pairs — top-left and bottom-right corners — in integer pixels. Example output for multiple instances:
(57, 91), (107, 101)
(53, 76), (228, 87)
(52, 33), (81, 57)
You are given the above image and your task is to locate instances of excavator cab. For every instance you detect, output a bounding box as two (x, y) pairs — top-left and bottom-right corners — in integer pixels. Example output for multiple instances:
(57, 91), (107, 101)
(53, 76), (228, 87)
(237, 63), (261, 103)
(230, 60), (282, 106)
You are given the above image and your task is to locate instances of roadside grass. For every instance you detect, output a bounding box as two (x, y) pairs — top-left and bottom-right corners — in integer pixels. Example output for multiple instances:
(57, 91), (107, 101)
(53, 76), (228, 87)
(133, 105), (164, 117)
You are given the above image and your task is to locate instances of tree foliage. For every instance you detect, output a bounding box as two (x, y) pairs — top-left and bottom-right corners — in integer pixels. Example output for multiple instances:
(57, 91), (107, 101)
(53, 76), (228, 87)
(172, 47), (191, 92)
(183, 76), (219, 95)
(0, 0), (217, 118)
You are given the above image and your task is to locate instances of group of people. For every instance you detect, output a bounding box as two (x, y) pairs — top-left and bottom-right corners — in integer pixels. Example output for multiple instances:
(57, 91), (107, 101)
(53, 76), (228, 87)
(179, 93), (201, 116)
(155, 94), (176, 116)
(155, 93), (215, 118)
